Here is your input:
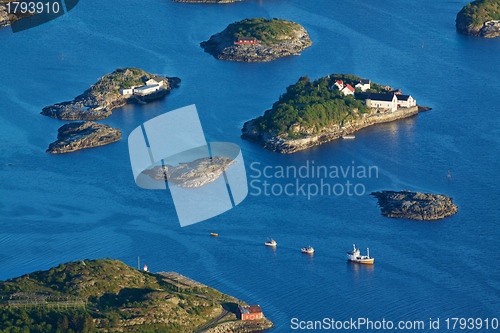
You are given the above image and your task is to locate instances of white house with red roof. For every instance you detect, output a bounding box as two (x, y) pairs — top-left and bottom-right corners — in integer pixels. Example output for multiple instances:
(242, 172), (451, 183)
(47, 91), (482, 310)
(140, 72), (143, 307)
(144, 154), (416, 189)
(341, 84), (355, 96)
(332, 80), (344, 90)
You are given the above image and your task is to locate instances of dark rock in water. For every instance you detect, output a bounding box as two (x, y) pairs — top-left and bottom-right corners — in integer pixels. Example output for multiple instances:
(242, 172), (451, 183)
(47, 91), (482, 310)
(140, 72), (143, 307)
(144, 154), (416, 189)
(371, 190), (458, 221)
(142, 156), (236, 188)
(46, 121), (121, 154)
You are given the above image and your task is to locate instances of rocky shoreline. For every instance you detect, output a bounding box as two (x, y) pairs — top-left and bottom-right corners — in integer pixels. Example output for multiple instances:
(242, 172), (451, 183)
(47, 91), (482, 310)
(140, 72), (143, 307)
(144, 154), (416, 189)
(46, 121), (121, 154)
(371, 190), (458, 221)
(41, 68), (180, 121)
(242, 106), (430, 154)
(203, 318), (274, 333)
(201, 19), (312, 62)
(0, 3), (11, 27)
(457, 18), (500, 37)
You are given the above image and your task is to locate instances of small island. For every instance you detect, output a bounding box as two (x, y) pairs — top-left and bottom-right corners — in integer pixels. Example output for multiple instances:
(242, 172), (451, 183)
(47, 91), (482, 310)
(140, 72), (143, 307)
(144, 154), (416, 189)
(0, 259), (273, 332)
(371, 190), (458, 220)
(242, 74), (430, 153)
(143, 156), (236, 188)
(41, 68), (181, 121)
(456, 0), (500, 38)
(200, 18), (312, 62)
(46, 121), (121, 154)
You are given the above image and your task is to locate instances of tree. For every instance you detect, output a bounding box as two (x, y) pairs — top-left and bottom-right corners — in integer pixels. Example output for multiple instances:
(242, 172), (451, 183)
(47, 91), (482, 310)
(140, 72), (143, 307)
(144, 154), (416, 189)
(56, 315), (69, 333)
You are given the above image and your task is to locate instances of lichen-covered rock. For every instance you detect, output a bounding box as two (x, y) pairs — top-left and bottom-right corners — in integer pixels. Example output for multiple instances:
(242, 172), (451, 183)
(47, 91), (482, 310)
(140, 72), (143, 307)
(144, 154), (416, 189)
(143, 156), (235, 188)
(371, 190), (458, 221)
(203, 318), (274, 333)
(46, 121), (121, 154)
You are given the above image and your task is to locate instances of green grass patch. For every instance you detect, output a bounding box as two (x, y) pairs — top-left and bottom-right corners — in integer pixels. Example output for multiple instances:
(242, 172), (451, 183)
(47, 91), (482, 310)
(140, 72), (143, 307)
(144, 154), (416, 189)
(252, 74), (387, 138)
(225, 18), (302, 45)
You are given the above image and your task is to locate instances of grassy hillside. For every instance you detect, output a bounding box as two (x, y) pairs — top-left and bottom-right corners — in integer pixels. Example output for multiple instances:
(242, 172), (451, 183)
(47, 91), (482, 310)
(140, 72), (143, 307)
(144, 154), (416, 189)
(457, 0), (500, 30)
(224, 18), (303, 45)
(252, 74), (388, 139)
(87, 68), (152, 96)
(0, 259), (243, 333)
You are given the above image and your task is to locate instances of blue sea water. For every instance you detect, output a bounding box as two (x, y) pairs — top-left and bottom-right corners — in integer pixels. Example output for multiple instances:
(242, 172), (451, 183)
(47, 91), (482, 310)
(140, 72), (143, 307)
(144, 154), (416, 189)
(1, 0), (500, 331)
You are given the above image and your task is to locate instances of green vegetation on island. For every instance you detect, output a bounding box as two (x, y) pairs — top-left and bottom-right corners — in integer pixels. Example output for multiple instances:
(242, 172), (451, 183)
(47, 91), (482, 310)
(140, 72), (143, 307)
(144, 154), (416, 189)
(252, 74), (387, 139)
(91, 67), (148, 94)
(242, 73), (428, 153)
(223, 18), (304, 46)
(456, 0), (500, 37)
(200, 18), (312, 62)
(41, 68), (180, 120)
(0, 259), (272, 333)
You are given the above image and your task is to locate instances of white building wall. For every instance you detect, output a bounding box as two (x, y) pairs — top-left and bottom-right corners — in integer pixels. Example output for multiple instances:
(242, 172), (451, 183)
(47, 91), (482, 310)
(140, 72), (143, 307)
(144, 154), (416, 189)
(355, 83), (370, 92)
(341, 87), (354, 96)
(134, 85), (160, 96)
(367, 99), (397, 112)
(120, 88), (134, 95)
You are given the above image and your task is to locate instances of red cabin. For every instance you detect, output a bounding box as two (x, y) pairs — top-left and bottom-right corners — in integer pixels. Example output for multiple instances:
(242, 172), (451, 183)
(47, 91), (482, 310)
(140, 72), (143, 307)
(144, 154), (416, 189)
(239, 305), (263, 320)
(234, 37), (260, 45)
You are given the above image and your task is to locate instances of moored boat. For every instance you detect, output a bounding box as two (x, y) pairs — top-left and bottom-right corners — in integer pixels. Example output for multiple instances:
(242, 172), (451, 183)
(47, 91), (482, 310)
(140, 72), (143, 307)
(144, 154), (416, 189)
(265, 239), (277, 247)
(347, 244), (374, 264)
(301, 246), (314, 254)
(210, 233), (218, 237)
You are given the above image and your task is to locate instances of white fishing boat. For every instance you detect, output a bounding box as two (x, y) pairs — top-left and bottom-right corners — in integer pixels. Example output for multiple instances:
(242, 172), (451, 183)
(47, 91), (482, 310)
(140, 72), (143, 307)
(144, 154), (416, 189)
(301, 246), (314, 254)
(265, 239), (277, 247)
(347, 244), (374, 264)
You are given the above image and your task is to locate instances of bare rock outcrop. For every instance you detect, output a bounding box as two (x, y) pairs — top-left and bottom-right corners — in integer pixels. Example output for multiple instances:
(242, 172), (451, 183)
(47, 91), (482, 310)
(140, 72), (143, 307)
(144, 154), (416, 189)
(143, 156), (236, 188)
(371, 190), (458, 221)
(46, 121), (121, 154)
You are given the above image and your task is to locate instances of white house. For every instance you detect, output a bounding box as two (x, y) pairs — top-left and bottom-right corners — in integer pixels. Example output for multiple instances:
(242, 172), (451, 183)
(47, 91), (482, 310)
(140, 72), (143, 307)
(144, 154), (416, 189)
(355, 79), (370, 92)
(120, 88), (134, 95)
(145, 77), (164, 87)
(365, 93), (398, 112)
(341, 84), (355, 96)
(134, 84), (160, 96)
(332, 80), (344, 90)
(396, 94), (416, 108)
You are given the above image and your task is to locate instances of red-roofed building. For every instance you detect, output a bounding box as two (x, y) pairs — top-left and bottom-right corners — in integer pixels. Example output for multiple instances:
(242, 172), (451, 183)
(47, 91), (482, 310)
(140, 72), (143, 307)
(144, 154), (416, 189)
(333, 80), (344, 90)
(341, 84), (355, 96)
(234, 37), (260, 45)
(239, 305), (263, 320)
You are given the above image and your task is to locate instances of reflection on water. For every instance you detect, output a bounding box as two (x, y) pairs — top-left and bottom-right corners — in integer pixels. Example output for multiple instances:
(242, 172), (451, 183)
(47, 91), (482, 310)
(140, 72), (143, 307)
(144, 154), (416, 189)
(347, 261), (375, 282)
